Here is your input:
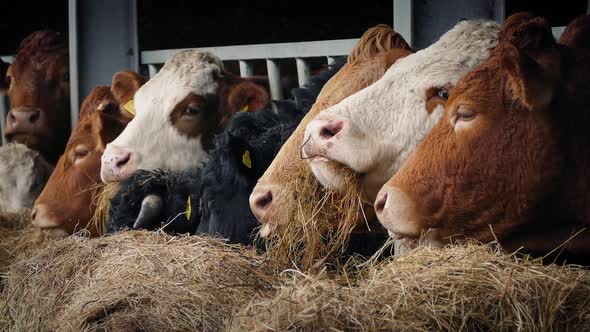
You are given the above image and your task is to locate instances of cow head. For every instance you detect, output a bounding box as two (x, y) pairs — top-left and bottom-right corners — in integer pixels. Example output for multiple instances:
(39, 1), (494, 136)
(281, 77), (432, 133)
(300, 20), (500, 203)
(3, 30), (70, 164)
(32, 71), (146, 239)
(559, 14), (590, 48)
(249, 24), (412, 235)
(0, 143), (53, 213)
(376, 18), (578, 251)
(100, 51), (268, 183)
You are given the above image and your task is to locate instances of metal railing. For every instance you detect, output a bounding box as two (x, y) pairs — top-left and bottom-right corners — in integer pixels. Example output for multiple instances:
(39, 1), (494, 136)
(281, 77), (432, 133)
(140, 39), (359, 100)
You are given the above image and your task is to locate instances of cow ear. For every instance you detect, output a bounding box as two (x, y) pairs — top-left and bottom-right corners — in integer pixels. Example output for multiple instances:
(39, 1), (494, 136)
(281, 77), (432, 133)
(498, 12), (555, 50)
(0, 59), (9, 93)
(349, 24), (412, 63)
(501, 43), (558, 111)
(111, 70), (147, 105)
(226, 79), (269, 115)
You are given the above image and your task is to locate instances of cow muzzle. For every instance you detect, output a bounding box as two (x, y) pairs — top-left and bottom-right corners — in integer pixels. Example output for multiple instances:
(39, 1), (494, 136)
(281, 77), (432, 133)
(4, 107), (45, 143)
(31, 203), (69, 239)
(249, 184), (281, 237)
(374, 185), (422, 238)
(101, 144), (137, 183)
(301, 117), (346, 160)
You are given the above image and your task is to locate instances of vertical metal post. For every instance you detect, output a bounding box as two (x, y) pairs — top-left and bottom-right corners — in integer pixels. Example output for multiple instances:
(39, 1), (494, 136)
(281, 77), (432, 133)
(394, 0), (413, 48)
(148, 64), (159, 78)
(68, 0), (80, 130)
(493, 0), (506, 24)
(295, 58), (311, 87)
(0, 96), (8, 145)
(327, 56), (336, 65)
(266, 59), (283, 100)
(239, 60), (254, 77)
(129, 0), (140, 72)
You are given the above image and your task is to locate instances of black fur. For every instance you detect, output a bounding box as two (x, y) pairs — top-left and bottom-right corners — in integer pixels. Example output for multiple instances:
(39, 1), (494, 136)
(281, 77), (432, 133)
(107, 58), (346, 245)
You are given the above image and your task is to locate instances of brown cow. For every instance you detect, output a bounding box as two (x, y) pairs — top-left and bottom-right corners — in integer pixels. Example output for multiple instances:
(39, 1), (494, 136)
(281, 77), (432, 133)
(1, 30), (70, 164)
(32, 71), (146, 239)
(376, 15), (590, 262)
(250, 25), (412, 236)
(559, 14), (590, 48)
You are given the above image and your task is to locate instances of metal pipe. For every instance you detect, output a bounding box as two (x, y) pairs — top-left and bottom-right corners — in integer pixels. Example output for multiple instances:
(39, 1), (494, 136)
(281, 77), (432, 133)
(295, 58), (311, 87)
(148, 64), (159, 78)
(68, 0), (80, 130)
(266, 59), (283, 100)
(239, 60), (254, 77)
(327, 56), (336, 65)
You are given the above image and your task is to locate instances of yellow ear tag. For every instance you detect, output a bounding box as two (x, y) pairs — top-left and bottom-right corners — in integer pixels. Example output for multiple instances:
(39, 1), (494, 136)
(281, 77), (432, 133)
(123, 100), (136, 116)
(185, 196), (192, 221)
(239, 105), (249, 113)
(242, 150), (252, 169)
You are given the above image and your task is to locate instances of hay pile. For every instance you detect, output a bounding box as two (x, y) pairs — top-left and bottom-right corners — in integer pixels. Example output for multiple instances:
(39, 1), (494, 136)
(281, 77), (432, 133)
(263, 165), (377, 270)
(90, 182), (121, 235)
(0, 231), (281, 331)
(234, 243), (590, 331)
(0, 211), (46, 274)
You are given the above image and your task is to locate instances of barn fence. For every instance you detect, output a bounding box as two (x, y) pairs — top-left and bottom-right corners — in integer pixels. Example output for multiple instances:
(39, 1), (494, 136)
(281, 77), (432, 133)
(0, 23), (567, 147)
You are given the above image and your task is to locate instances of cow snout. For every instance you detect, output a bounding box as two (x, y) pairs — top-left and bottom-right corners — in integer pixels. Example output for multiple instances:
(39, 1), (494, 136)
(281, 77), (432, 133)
(32, 204), (68, 239)
(301, 118), (346, 159)
(101, 144), (136, 183)
(374, 185), (421, 238)
(4, 107), (42, 139)
(249, 184), (280, 237)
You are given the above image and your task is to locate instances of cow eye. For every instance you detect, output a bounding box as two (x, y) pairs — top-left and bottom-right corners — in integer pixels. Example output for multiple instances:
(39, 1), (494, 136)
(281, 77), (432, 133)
(72, 145), (89, 163)
(456, 107), (476, 122)
(184, 106), (201, 116)
(438, 88), (450, 100)
(63, 72), (70, 82)
(5, 74), (11, 86)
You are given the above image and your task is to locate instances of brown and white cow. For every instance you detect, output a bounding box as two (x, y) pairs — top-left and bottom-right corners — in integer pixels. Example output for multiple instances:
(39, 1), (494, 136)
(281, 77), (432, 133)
(32, 71), (146, 239)
(1, 30), (70, 164)
(100, 51), (268, 183)
(249, 25), (413, 235)
(377, 16), (590, 261)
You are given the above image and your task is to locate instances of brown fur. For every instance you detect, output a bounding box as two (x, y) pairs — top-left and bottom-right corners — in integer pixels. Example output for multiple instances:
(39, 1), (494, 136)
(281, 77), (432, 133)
(169, 76), (268, 150)
(33, 71), (146, 237)
(559, 14), (590, 49)
(256, 25), (412, 266)
(387, 16), (590, 262)
(2, 30), (70, 164)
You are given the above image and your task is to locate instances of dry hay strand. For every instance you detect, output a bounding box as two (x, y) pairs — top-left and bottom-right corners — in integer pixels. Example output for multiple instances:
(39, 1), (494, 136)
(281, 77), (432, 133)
(0, 230), (281, 331)
(0, 211), (46, 274)
(262, 164), (370, 271)
(89, 181), (120, 235)
(234, 242), (590, 331)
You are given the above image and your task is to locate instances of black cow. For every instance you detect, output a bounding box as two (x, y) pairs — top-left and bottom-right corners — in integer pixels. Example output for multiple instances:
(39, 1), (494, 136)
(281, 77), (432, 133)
(107, 58), (346, 245)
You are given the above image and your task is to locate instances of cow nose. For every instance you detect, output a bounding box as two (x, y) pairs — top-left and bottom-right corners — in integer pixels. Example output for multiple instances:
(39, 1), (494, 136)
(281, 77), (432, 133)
(302, 118), (346, 159)
(249, 185), (275, 222)
(374, 185), (421, 238)
(5, 108), (42, 137)
(101, 144), (136, 183)
(32, 203), (68, 239)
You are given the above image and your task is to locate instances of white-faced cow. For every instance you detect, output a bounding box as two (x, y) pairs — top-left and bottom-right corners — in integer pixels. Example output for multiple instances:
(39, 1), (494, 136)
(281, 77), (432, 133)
(300, 20), (499, 201)
(100, 51), (268, 182)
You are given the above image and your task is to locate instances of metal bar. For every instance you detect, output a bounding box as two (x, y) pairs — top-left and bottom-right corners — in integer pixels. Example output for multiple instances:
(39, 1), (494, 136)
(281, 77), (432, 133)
(394, 0), (413, 48)
(148, 64), (159, 78)
(295, 58), (311, 87)
(128, 0), (139, 72)
(68, 0), (80, 130)
(266, 59), (283, 100)
(493, 0), (506, 24)
(0, 96), (8, 145)
(239, 60), (254, 77)
(326, 56), (336, 65)
(141, 38), (358, 65)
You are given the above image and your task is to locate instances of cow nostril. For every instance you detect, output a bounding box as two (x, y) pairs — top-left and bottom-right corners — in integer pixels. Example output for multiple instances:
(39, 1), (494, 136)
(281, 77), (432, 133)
(115, 153), (131, 168)
(319, 121), (344, 139)
(31, 207), (37, 221)
(255, 191), (273, 211)
(29, 111), (40, 123)
(375, 192), (388, 214)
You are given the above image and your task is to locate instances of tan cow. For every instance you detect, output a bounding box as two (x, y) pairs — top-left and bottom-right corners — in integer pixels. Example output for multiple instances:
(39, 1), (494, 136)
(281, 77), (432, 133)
(377, 15), (590, 262)
(1, 30), (70, 164)
(32, 71), (146, 239)
(250, 25), (412, 237)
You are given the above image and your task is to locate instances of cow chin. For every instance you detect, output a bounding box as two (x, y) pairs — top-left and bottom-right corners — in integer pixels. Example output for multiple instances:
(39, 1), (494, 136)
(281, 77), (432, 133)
(308, 158), (348, 192)
(42, 227), (70, 239)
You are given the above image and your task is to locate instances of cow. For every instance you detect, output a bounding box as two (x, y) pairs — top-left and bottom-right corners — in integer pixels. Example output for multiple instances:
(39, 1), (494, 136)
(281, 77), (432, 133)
(559, 14), (590, 48)
(1, 30), (70, 164)
(249, 25), (413, 237)
(100, 50), (268, 183)
(107, 60), (342, 244)
(376, 15), (590, 263)
(31, 71), (146, 239)
(299, 20), (500, 205)
(0, 143), (53, 214)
